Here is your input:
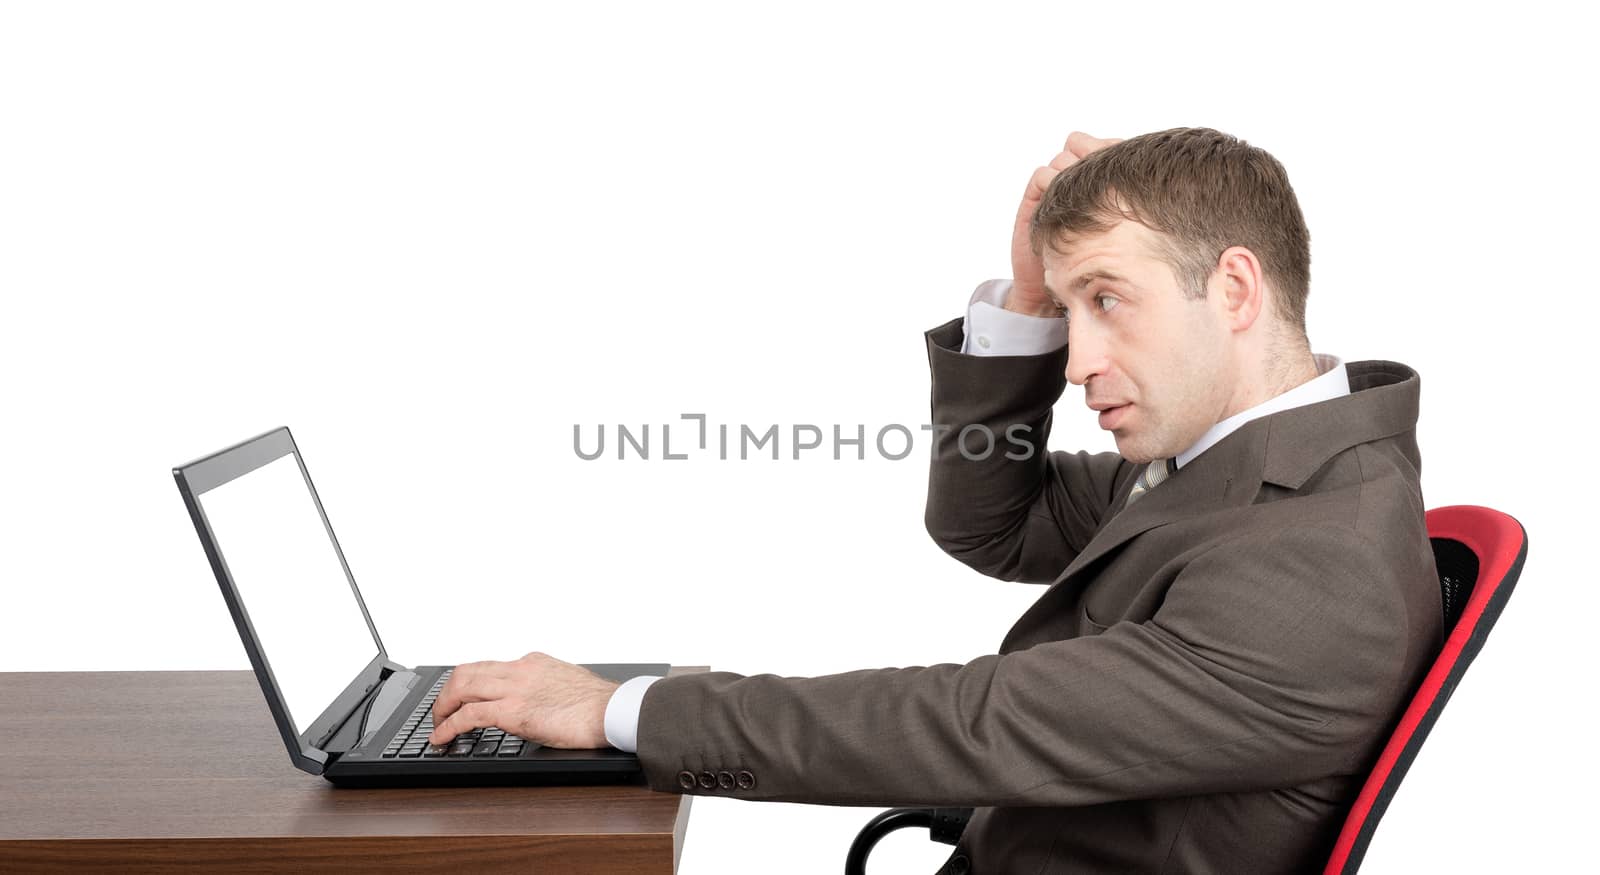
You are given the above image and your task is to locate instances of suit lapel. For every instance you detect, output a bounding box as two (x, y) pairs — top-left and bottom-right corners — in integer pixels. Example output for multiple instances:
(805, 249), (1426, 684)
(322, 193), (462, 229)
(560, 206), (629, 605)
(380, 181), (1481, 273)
(997, 420), (1271, 654)
(1060, 420), (1270, 584)
(996, 360), (1422, 655)
(1054, 359), (1421, 587)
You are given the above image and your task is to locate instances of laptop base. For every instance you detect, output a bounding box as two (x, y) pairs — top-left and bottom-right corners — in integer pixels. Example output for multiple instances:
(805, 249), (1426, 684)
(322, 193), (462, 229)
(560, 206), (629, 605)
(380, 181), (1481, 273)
(321, 662), (668, 788)
(323, 766), (650, 789)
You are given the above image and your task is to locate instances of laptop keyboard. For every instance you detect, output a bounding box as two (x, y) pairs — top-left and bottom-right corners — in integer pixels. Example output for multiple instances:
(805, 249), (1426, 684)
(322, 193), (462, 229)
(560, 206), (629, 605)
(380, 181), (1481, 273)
(378, 668), (529, 759)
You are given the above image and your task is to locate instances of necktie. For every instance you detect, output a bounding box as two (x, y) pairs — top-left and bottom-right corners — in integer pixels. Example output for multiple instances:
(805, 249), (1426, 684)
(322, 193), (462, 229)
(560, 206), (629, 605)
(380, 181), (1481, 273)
(1125, 457), (1176, 507)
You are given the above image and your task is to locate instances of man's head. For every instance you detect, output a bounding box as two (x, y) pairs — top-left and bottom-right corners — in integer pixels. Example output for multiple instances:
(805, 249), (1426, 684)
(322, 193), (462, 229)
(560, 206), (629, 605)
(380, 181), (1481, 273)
(1030, 127), (1315, 465)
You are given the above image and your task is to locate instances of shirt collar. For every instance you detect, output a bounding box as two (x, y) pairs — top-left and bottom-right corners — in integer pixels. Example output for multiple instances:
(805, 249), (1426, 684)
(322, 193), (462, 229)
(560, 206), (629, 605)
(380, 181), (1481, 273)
(1174, 352), (1348, 470)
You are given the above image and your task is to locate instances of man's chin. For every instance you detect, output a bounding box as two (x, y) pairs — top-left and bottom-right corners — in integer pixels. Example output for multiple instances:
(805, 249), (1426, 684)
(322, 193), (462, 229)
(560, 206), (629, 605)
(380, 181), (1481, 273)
(1114, 440), (1162, 466)
(1110, 436), (1138, 460)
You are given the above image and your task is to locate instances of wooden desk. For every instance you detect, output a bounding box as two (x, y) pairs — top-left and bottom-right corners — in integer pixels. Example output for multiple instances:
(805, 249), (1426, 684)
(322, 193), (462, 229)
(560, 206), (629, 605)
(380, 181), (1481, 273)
(0, 667), (702, 873)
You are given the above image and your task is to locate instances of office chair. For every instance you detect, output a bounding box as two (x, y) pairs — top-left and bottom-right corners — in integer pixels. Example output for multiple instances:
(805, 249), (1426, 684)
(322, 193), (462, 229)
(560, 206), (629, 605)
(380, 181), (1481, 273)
(1322, 504), (1526, 872)
(845, 505), (1527, 875)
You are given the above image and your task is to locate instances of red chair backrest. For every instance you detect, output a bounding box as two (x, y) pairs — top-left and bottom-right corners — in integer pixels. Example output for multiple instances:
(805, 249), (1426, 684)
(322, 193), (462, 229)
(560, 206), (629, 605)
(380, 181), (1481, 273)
(1323, 505), (1528, 874)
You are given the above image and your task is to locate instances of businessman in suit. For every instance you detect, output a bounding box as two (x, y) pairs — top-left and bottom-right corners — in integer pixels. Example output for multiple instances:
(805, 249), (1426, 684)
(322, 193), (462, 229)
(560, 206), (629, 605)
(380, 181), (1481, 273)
(427, 126), (1445, 872)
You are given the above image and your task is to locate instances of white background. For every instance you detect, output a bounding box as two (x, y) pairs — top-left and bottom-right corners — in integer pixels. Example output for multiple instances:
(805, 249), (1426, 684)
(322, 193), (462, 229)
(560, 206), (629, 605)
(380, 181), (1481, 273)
(2, 2), (1592, 871)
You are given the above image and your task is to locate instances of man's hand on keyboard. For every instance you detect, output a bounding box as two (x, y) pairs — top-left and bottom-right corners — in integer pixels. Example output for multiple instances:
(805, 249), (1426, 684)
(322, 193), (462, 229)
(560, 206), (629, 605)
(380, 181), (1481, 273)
(428, 652), (621, 749)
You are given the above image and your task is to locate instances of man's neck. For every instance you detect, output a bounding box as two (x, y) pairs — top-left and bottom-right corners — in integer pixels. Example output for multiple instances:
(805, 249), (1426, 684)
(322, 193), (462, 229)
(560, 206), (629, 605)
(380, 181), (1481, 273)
(1270, 352), (1321, 397)
(1224, 350), (1319, 421)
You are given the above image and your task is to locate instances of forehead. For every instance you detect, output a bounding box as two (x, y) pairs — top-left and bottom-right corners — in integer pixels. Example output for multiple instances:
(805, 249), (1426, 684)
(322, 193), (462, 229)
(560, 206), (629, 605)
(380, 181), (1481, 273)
(1042, 220), (1165, 294)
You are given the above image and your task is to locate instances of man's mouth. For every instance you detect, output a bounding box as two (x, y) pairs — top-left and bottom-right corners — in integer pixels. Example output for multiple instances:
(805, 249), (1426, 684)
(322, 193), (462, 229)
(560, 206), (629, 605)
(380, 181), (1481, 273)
(1098, 403), (1131, 429)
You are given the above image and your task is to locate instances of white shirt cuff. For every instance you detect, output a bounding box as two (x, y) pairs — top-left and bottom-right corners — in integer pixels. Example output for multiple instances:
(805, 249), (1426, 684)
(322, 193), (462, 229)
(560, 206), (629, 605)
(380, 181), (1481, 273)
(960, 278), (1069, 356)
(603, 675), (663, 753)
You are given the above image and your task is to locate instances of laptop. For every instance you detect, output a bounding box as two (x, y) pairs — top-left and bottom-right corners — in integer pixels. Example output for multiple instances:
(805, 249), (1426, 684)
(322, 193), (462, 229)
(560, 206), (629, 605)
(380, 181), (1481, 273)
(172, 426), (669, 788)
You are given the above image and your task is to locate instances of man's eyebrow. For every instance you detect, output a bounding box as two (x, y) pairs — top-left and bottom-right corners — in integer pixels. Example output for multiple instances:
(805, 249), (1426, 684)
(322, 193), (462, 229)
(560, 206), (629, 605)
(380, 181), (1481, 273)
(1045, 269), (1133, 300)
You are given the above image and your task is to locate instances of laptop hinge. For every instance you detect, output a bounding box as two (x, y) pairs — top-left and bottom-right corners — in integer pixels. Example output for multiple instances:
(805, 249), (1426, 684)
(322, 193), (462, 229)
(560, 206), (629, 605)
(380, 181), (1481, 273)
(320, 667), (420, 754)
(316, 683), (379, 753)
(315, 666), (390, 752)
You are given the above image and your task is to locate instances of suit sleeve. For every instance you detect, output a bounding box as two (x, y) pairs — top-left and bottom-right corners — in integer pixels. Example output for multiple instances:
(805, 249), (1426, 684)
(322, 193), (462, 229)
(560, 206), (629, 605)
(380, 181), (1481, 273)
(633, 523), (1414, 807)
(923, 315), (1136, 584)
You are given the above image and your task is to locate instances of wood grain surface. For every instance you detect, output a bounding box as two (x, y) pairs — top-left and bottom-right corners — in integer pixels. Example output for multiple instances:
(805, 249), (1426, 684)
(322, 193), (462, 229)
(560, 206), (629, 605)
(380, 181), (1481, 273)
(0, 666), (705, 873)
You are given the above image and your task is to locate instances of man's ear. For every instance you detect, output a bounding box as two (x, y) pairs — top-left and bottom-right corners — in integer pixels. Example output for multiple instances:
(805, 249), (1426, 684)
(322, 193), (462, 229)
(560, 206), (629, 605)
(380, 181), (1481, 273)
(1214, 245), (1265, 333)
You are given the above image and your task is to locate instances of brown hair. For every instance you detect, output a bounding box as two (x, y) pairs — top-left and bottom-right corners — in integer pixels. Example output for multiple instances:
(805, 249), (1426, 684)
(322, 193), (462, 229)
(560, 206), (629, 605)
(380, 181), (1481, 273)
(1030, 126), (1312, 338)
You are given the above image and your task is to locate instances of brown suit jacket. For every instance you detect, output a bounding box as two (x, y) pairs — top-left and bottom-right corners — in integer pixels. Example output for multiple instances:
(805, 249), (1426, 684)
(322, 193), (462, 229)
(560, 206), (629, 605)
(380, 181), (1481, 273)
(635, 316), (1443, 874)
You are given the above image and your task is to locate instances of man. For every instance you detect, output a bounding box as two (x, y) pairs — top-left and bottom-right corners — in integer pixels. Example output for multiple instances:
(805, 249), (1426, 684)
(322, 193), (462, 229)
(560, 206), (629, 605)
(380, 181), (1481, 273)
(427, 127), (1445, 872)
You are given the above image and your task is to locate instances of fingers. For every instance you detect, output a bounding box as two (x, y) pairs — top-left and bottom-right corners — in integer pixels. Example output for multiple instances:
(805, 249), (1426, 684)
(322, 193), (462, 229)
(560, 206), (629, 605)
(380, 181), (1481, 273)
(1064, 130), (1124, 159)
(1021, 131), (1126, 208)
(432, 662), (512, 727)
(1019, 163), (1062, 206)
(428, 700), (496, 746)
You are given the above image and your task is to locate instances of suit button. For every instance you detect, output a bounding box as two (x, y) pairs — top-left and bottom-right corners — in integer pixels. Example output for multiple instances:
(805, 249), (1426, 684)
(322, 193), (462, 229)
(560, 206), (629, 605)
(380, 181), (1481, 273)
(697, 770), (717, 790)
(735, 769), (756, 790)
(676, 770), (696, 790)
(716, 770), (736, 790)
(951, 853), (971, 874)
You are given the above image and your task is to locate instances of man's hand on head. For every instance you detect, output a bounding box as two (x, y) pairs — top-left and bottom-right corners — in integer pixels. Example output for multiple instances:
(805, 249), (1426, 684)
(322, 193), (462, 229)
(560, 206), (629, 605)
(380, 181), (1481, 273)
(428, 652), (622, 749)
(1008, 130), (1125, 316)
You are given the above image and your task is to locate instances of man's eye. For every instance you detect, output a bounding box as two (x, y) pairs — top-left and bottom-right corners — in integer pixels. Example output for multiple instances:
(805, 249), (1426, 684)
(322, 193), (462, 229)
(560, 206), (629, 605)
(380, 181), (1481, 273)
(1062, 295), (1126, 319)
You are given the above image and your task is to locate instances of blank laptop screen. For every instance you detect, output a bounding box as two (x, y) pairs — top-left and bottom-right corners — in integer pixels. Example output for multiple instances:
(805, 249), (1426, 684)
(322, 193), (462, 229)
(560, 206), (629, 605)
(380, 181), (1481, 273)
(198, 452), (379, 735)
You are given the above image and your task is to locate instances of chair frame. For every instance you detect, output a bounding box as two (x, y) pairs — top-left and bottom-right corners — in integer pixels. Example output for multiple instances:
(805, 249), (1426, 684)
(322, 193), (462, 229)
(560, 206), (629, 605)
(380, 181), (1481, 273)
(1323, 504), (1527, 873)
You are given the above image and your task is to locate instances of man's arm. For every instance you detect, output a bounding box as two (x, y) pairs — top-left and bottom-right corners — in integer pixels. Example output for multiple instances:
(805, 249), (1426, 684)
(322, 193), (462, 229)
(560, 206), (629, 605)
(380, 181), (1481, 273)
(925, 132), (1136, 583)
(599, 279), (1082, 753)
(633, 522), (1413, 807)
(959, 278), (1071, 356)
(924, 301), (1135, 583)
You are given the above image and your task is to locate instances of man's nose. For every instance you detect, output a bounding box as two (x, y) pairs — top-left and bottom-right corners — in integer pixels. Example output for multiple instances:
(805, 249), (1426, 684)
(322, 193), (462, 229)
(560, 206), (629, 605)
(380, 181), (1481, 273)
(1064, 322), (1109, 387)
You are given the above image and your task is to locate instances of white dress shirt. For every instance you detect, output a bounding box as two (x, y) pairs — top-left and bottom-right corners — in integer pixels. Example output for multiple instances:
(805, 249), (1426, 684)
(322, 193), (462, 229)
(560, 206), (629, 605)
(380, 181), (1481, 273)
(601, 278), (1350, 752)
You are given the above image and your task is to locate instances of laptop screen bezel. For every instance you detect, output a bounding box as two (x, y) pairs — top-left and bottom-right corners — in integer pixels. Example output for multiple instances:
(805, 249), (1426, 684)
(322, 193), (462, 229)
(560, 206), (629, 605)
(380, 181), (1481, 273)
(173, 426), (393, 775)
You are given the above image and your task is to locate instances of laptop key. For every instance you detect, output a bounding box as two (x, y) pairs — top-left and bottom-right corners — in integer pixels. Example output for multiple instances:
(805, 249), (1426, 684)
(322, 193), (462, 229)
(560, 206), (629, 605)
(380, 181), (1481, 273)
(422, 745), (448, 757)
(471, 741), (499, 756)
(448, 742), (475, 757)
